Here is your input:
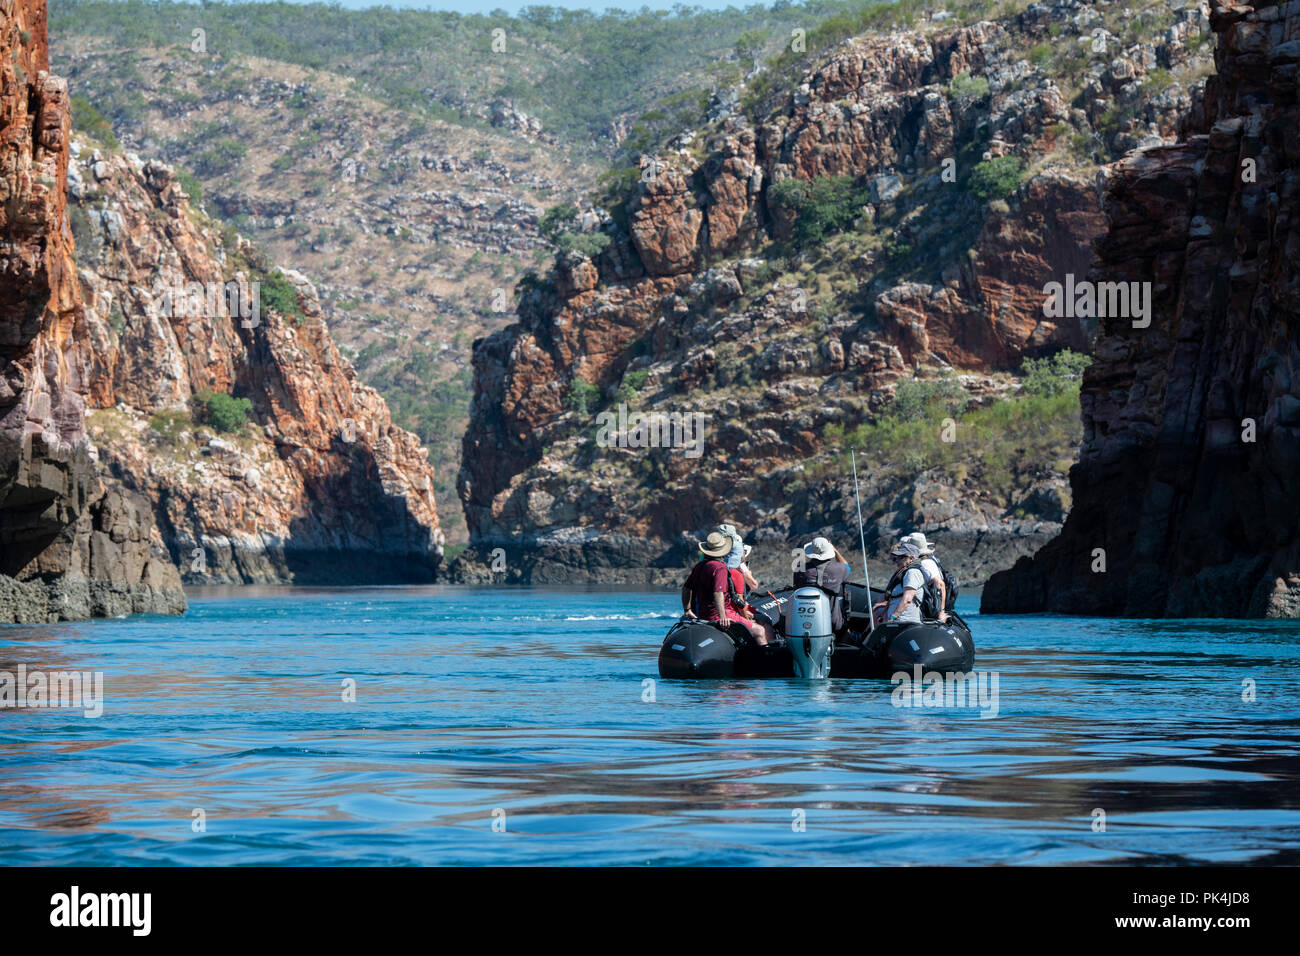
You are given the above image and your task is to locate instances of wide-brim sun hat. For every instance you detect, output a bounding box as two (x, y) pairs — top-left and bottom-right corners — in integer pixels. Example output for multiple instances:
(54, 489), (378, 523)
(743, 544), (752, 559)
(902, 532), (936, 555)
(699, 531), (732, 558)
(804, 536), (835, 561)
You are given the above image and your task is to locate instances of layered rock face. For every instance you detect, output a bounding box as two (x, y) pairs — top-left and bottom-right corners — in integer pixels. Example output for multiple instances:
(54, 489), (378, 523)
(457, 3), (1213, 586)
(71, 149), (443, 584)
(0, 0), (184, 622)
(984, 0), (1300, 618)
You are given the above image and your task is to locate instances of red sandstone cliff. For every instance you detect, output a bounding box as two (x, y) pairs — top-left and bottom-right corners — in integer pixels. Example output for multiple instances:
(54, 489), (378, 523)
(2, 0), (442, 616)
(71, 147), (443, 584)
(984, 0), (1300, 618)
(456, 3), (1210, 585)
(0, 0), (183, 621)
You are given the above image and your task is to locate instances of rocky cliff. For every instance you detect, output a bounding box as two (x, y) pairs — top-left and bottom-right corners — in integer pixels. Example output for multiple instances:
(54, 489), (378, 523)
(0, 0), (184, 622)
(54, 37), (598, 545)
(69, 145), (443, 584)
(455, 1), (1214, 587)
(983, 0), (1300, 618)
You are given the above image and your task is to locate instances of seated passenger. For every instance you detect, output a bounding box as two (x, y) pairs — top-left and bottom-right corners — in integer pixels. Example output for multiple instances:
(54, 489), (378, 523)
(682, 531), (773, 646)
(717, 522), (745, 573)
(793, 536), (852, 634)
(901, 531), (948, 622)
(873, 541), (925, 626)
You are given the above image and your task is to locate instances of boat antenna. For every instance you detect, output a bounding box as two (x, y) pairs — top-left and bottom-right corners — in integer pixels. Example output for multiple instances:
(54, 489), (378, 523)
(851, 448), (875, 635)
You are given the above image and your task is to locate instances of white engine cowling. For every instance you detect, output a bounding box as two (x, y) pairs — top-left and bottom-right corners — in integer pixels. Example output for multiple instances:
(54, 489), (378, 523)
(785, 587), (834, 678)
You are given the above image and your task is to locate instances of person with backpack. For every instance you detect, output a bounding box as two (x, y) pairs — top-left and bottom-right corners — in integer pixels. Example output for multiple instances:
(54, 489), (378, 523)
(792, 536), (853, 634)
(681, 531), (773, 645)
(872, 541), (926, 626)
(901, 532), (954, 622)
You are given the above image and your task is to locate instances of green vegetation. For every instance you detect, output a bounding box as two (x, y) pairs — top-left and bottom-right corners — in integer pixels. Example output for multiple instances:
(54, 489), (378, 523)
(49, 0), (874, 160)
(770, 175), (870, 250)
(538, 202), (611, 259)
(948, 72), (990, 103)
(70, 95), (118, 150)
(565, 378), (601, 416)
(259, 271), (304, 323)
(734, 28), (769, 74)
(193, 138), (249, 177)
(886, 376), (965, 423)
(362, 348), (469, 447)
(539, 203), (579, 241)
(173, 166), (203, 206)
(147, 407), (191, 443)
(742, 0), (929, 116)
(356, 346), (471, 537)
(823, 367), (1084, 498)
(968, 156), (1024, 203)
(190, 390), (253, 433)
(613, 369), (650, 404)
(1020, 348), (1091, 397)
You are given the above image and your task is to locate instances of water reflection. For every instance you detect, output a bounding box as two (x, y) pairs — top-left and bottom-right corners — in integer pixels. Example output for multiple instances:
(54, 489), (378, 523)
(0, 589), (1296, 865)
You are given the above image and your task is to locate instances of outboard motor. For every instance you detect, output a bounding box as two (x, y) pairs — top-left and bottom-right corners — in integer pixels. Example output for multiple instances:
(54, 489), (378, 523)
(784, 587), (834, 678)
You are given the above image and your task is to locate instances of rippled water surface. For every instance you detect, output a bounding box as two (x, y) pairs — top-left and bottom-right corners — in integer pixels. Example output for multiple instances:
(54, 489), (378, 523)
(2, 587), (1298, 865)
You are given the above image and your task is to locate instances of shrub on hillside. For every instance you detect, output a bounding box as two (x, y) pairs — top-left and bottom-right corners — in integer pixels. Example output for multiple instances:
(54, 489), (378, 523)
(823, 378), (1083, 496)
(770, 175), (870, 250)
(193, 139), (249, 176)
(556, 232), (611, 259)
(71, 96), (118, 150)
(612, 369), (650, 404)
(565, 378), (601, 416)
(190, 390), (253, 433)
(969, 156), (1024, 203)
(174, 167), (203, 206)
(539, 203), (610, 260)
(260, 272), (304, 322)
(539, 203), (579, 242)
(948, 72), (990, 103)
(1020, 349), (1091, 397)
(887, 376), (965, 423)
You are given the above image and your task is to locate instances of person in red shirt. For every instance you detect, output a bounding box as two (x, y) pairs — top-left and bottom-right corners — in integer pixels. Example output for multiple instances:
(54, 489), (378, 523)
(681, 531), (773, 645)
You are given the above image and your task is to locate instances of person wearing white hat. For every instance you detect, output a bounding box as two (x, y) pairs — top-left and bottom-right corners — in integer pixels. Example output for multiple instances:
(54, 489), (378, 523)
(901, 532), (948, 622)
(793, 535), (853, 633)
(872, 540), (925, 626)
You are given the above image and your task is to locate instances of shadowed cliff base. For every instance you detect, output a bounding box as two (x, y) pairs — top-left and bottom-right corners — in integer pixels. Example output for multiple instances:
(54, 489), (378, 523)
(0, 0), (186, 623)
(984, 0), (1300, 620)
(446, 523), (1052, 591)
(0, 480), (186, 624)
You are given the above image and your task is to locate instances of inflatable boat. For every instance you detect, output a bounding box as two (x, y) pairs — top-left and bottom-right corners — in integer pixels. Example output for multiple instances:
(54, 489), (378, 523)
(657, 582), (973, 680)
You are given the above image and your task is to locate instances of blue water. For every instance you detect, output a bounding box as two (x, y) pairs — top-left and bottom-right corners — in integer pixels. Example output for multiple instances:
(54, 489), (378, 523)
(1, 587), (1298, 865)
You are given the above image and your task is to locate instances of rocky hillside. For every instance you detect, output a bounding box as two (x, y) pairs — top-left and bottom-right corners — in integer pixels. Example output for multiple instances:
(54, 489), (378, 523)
(984, 0), (1300, 618)
(69, 141), (443, 584)
(54, 38), (594, 544)
(454, 0), (1215, 587)
(1, 0), (183, 622)
(46, 0), (847, 543)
